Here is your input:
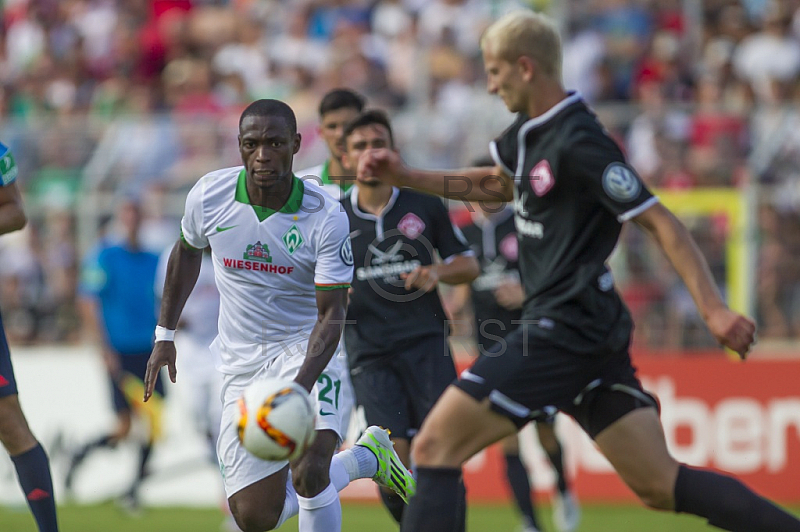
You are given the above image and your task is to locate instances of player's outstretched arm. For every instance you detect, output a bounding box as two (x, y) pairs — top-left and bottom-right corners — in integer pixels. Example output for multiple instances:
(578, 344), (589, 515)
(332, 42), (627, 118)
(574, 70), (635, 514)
(402, 255), (480, 292)
(358, 148), (514, 202)
(294, 288), (348, 393)
(144, 240), (203, 401)
(0, 182), (27, 236)
(633, 202), (756, 358)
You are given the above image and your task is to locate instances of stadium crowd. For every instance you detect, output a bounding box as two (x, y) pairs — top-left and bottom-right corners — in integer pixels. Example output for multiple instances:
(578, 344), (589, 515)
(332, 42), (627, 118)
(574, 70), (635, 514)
(1, 0), (800, 348)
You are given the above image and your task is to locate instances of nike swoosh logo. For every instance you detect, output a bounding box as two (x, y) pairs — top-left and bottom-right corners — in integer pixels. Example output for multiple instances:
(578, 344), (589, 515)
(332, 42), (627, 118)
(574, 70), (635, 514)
(216, 225), (238, 232)
(319, 409), (335, 416)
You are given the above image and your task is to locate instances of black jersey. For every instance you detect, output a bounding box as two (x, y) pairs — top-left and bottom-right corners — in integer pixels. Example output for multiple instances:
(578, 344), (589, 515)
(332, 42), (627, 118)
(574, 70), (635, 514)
(459, 208), (522, 352)
(490, 92), (658, 354)
(343, 187), (471, 366)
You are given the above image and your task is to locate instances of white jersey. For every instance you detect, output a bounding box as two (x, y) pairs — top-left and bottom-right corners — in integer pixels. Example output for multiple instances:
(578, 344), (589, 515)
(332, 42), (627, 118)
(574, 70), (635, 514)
(181, 166), (353, 374)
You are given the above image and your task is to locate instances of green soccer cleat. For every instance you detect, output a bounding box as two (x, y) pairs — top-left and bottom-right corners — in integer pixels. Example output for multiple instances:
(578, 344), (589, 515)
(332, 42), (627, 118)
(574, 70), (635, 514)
(356, 426), (417, 503)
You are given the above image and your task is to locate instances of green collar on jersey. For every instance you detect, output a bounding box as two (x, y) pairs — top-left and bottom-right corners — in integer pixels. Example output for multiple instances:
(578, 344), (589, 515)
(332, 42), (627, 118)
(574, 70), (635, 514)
(235, 168), (305, 222)
(321, 159), (352, 192)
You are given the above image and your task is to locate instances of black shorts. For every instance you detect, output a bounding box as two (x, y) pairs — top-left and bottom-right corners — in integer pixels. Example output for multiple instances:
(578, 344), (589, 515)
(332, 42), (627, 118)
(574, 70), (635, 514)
(456, 326), (658, 439)
(0, 312), (18, 398)
(350, 334), (457, 440)
(111, 353), (164, 413)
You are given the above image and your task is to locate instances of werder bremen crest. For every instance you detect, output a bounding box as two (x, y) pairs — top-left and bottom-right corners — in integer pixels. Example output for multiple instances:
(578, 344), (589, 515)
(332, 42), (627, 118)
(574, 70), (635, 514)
(282, 224), (304, 254)
(244, 241), (272, 262)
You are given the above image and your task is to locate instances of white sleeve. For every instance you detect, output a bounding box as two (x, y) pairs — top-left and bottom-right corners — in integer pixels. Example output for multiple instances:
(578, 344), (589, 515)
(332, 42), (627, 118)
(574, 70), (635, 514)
(180, 179), (209, 249)
(314, 208), (353, 289)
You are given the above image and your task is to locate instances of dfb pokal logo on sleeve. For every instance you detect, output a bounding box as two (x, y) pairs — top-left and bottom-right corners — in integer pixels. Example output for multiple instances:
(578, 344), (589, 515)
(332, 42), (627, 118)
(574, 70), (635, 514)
(602, 162), (641, 202)
(397, 213), (425, 240)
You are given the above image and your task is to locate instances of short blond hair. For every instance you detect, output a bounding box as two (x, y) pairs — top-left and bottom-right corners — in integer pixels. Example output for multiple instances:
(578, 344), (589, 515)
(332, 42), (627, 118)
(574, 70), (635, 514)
(480, 11), (562, 80)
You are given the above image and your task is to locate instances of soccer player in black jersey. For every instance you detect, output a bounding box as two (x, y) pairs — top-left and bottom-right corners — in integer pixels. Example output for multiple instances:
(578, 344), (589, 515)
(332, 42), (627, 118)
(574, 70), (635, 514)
(340, 110), (480, 525)
(0, 142), (59, 532)
(358, 11), (800, 532)
(452, 197), (579, 532)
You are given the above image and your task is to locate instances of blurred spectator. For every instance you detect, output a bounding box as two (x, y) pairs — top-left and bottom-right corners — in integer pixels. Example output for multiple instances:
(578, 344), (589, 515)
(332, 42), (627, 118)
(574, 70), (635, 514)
(733, 1), (800, 103)
(81, 85), (179, 193)
(1, 0), (800, 347)
(211, 14), (274, 100)
(592, 0), (654, 99)
(562, 17), (607, 102)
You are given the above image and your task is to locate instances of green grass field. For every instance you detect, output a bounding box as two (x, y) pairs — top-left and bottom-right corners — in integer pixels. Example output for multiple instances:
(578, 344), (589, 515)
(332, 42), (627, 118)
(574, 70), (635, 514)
(2, 502), (799, 532)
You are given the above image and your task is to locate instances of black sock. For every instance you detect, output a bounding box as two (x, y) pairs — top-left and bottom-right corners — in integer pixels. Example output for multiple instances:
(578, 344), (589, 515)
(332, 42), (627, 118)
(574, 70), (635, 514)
(128, 443), (153, 498)
(379, 489), (405, 523)
(674, 464), (800, 531)
(401, 467), (462, 532)
(545, 443), (568, 493)
(11, 443), (59, 532)
(505, 453), (538, 528)
(65, 435), (113, 490)
(454, 478), (467, 532)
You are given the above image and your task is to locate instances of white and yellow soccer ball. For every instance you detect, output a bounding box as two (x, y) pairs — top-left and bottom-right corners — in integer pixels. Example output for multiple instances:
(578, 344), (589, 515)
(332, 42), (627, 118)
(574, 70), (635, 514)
(237, 378), (316, 461)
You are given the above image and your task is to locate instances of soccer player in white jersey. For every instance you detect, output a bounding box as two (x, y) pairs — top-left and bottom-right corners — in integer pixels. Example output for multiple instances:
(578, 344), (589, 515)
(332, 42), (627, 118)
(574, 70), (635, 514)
(295, 88), (365, 200)
(143, 99), (414, 532)
(295, 88), (366, 444)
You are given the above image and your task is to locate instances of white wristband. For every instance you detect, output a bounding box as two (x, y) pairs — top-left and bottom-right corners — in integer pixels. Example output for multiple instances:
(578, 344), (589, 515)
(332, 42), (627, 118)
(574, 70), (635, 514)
(155, 325), (176, 342)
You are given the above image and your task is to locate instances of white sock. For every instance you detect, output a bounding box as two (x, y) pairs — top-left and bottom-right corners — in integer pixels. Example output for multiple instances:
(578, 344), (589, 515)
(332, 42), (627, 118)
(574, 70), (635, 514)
(329, 453), (352, 492)
(332, 446), (377, 484)
(278, 453), (376, 527)
(297, 482), (341, 532)
(274, 471), (300, 529)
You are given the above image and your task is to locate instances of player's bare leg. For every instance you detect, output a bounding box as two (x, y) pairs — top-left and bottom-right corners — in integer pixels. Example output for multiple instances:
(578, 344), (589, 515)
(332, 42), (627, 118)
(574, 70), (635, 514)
(596, 407), (800, 531)
(0, 395), (37, 454)
(292, 429), (342, 532)
(412, 386), (517, 467)
(402, 386), (517, 532)
(0, 395), (59, 532)
(229, 429), (341, 532)
(594, 408), (679, 509)
(228, 466), (291, 532)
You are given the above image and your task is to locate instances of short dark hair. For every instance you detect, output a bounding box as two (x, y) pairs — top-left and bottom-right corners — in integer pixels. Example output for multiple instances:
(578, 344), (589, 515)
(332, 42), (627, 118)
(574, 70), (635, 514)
(342, 109), (395, 148)
(239, 99), (297, 134)
(319, 88), (366, 117)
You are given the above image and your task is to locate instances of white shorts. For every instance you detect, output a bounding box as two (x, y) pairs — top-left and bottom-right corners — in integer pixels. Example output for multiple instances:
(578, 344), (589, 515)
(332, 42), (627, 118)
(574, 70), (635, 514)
(217, 337), (350, 497)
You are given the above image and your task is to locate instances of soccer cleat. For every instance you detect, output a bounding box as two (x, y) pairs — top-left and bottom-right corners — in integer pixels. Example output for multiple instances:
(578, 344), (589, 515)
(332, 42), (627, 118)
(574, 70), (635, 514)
(355, 426), (416, 503)
(520, 516), (541, 532)
(553, 489), (581, 532)
(116, 492), (143, 518)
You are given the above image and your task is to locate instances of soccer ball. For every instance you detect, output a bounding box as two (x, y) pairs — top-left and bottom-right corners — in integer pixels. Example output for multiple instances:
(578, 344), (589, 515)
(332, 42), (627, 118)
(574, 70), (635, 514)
(237, 378), (316, 461)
